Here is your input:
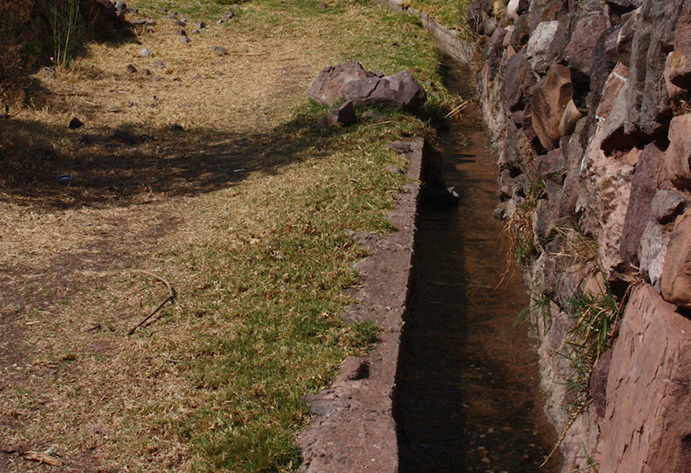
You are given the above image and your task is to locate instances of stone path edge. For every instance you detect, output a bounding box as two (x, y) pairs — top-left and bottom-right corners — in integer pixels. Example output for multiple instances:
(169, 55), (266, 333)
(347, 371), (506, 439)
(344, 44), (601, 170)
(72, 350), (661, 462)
(297, 137), (426, 473)
(298, 4), (476, 471)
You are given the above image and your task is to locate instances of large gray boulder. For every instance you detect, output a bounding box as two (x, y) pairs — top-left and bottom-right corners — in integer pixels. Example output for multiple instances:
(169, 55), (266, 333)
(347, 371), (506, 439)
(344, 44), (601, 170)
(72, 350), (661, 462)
(308, 61), (426, 111)
(342, 71), (426, 110)
(307, 60), (380, 106)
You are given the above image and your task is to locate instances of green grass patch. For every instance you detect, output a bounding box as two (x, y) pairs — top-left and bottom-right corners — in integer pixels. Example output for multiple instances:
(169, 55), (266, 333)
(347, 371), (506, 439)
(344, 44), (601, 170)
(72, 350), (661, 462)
(120, 0), (451, 471)
(405, 0), (474, 32)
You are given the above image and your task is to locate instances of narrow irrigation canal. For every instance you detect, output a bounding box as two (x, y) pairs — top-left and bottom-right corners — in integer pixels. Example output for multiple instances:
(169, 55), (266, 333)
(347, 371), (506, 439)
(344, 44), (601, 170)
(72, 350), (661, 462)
(394, 58), (562, 473)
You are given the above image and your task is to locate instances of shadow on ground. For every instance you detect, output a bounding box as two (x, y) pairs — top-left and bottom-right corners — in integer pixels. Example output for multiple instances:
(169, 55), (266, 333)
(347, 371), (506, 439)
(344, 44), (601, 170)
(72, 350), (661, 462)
(0, 110), (345, 209)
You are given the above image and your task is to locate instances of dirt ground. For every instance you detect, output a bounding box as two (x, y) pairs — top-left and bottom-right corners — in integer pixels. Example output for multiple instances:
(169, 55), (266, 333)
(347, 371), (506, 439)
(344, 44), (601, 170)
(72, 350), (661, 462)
(0, 3), (345, 471)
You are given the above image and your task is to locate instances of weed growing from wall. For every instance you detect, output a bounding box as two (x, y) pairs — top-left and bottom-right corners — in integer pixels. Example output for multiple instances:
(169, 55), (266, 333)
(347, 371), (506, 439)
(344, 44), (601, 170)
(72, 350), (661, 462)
(565, 283), (620, 408)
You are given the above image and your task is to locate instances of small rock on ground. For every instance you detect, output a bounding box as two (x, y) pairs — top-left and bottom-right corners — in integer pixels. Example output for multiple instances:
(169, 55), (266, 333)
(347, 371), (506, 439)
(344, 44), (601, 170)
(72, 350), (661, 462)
(68, 117), (83, 129)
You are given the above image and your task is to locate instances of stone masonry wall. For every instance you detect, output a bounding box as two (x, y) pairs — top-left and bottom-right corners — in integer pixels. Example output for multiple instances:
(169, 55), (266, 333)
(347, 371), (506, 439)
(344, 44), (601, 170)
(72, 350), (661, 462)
(472, 0), (691, 471)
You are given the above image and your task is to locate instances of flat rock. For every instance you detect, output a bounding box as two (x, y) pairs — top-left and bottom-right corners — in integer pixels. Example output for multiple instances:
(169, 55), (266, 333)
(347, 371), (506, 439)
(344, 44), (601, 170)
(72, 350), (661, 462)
(600, 285), (691, 473)
(139, 48), (153, 57)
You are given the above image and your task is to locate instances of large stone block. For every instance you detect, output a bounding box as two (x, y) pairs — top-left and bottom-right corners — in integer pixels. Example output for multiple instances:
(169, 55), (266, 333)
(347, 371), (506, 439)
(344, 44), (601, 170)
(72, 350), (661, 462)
(667, 2), (691, 90)
(564, 14), (611, 78)
(600, 285), (691, 473)
(503, 49), (538, 112)
(531, 64), (573, 150)
(526, 20), (561, 74)
(639, 221), (669, 290)
(601, 0), (684, 152)
(661, 208), (691, 309)
(620, 142), (665, 266)
(665, 114), (691, 189)
(586, 24), (620, 116)
(595, 62), (629, 123)
(342, 71), (427, 110)
(308, 61), (426, 111)
(307, 60), (379, 106)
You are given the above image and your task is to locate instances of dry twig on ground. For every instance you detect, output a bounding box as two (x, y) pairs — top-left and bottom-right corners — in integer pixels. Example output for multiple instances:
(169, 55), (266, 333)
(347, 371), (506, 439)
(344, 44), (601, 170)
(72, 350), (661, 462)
(127, 270), (176, 336)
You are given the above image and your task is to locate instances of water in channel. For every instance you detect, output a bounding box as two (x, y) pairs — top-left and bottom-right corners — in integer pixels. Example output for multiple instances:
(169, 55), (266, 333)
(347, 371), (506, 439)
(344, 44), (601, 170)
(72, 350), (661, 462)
(395, 58), (563, 473)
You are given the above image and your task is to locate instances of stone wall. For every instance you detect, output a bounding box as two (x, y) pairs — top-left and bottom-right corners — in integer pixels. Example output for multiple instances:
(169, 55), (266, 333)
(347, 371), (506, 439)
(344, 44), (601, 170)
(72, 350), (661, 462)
(473, 0), (691, 471)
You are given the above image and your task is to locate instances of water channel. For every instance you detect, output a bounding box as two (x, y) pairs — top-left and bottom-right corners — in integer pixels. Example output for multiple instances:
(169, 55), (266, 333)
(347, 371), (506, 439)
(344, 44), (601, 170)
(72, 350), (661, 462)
(394, 58), (562, 473)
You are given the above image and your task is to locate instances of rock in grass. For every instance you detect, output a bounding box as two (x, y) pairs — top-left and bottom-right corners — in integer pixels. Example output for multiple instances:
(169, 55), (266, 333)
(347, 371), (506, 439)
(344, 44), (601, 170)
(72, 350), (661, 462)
(217, 11), (234, 24)
(175, 19), (186, 27)
(139, 48), (153, 57)
(342, 70), (427, 110)
(126, 64), (137, 74)
(362, 110), (386, 121)
(175, 28), (186, 36)
(180, 36), (191, 44)
(152, 60), (165, 69)
(195, 20), (206, 29)
(68, 117), (83, 129)
(316, 101), (357, 127)
(308, 60), (380, 106)
(210, 45), (228, 55)
(308, 60), (426, 110)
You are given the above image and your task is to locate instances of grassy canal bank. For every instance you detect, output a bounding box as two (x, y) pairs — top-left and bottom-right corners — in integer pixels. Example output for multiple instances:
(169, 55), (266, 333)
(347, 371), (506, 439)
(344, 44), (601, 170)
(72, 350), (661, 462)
(0, 0), (462, 471)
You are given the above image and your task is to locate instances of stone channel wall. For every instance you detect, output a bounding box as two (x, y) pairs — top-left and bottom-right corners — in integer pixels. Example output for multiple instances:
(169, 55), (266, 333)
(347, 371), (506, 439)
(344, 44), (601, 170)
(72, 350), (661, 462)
(472, 0), (691, 471)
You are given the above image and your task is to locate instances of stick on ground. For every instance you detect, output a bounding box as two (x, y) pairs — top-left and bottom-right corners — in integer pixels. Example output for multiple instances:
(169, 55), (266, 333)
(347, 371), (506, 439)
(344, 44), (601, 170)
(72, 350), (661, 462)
(127, 270), (177, 336)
